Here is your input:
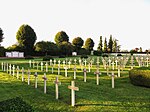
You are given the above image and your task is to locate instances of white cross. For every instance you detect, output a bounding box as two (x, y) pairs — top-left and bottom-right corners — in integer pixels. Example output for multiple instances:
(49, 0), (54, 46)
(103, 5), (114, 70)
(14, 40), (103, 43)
(94, 70), (101, 85)
(29, 60), (32, 68)
(12, 65), (15, 77)
(22, 67), (24, 82)
(16, 66), (19, 79)
(27, 69), (30, 85)
(68, 81), (79, 106)
(64, 66), (68, 77)
(108, 71), (117, 88)
(34, 72), (38, 88)
(73, 65), (77, 79)
(54, 76), (61, 99)
(83, 68), (87, 82)
(9, 64), (11, 75)
(43, 73), (47, 94)
(45, 62), (48, 72)
(118, 65), (121, 77)
(41, 62), (43, 71)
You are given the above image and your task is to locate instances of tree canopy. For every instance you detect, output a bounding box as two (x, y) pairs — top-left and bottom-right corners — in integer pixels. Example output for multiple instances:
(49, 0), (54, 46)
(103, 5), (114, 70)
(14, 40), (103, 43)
(108, 35), (113, 52)
(84, 38), (95, 51)
(97, 36), (103, 52)
(72, 37), (84, 51)
(35, 41), (58, 56)
(0, 28), (4, 44)
(16, 24), (37, 55)
(54, 31), (69, 45)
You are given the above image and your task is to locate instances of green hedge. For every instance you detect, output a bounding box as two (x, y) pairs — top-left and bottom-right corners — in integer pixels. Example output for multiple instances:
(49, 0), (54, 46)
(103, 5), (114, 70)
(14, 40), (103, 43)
(0, 97), (34, 112)
(129, 67), (150, 88)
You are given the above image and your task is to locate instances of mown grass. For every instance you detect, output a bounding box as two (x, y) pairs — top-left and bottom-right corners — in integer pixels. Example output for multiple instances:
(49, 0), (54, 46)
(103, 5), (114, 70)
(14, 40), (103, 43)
(0, 56), (150, 112)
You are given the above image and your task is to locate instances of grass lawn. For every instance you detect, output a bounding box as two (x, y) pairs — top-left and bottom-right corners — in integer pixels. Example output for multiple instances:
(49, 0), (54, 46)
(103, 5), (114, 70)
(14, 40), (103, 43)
(0, 57), (150, 112)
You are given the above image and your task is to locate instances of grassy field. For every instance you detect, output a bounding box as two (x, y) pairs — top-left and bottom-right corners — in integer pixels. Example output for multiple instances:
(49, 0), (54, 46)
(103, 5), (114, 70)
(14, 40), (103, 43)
(0, 57), (150, 112)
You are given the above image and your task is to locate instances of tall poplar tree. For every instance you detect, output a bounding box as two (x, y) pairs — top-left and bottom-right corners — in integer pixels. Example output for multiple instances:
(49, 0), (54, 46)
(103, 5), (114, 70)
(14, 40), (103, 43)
(104, 37), (107, 52)
(97, 36), (103, 52)
(108, 35), (113, 52)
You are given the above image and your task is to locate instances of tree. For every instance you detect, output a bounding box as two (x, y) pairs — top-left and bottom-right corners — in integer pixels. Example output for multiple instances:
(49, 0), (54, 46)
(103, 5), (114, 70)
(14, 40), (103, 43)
(108, 35), (113, 52)
(97, 36), (103, 52)
(139, 47), (142, 52)
(104, 37), (108, 52)
(0, 28), (4, 44)
(54, 31), (69, 45)
(35, 41), (59, 56)
(72, 37), (84, 51)
(16, 24), (37, 55)
(84, 38), (95, 51)
(58, 41), (73, 56)
(112, 39), (118, 52)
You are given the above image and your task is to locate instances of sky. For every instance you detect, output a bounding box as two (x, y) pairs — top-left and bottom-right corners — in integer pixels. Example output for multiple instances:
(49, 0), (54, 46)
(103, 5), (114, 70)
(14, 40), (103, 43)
(1, 0), (150, 51)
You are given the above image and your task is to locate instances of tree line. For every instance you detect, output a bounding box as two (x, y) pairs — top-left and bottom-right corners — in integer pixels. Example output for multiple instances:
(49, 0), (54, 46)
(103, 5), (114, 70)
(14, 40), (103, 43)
(0, 24), (120, 56)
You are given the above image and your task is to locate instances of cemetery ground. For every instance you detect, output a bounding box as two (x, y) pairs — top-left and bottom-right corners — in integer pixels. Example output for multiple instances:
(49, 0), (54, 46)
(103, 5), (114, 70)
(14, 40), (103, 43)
(0, 57), (150, 112)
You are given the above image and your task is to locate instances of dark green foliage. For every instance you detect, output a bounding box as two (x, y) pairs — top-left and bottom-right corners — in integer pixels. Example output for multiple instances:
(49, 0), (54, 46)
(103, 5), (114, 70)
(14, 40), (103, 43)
(35, 41), (59, 56)
(7, 44), (23, 52)
(16, 24), (37, 55)
(78, 48), (90, 55)
(58, 41), (73, 56)
(43, 56), (54, 61)
(97, 36), (103, 52)
(59, 55), (65, 58)
(117, 54), (122, 56)
(80, 55), (88, 59)
(0, 97), (34, 112)
(84, 38), (95, 51)
(129, 67), (150, 88)
(112, 39), (118, 52)
(94, 50), (103, 56)
(0, 28), (4, 43)
(0, 46), (5, 57)
(108, 35), (113, 52)
(104, 37), (108, 52)
(72, 37), (84, 51)
(25, 56), (34, 60)
(54, 31), (69, 45)
(102, 54), (108, 57)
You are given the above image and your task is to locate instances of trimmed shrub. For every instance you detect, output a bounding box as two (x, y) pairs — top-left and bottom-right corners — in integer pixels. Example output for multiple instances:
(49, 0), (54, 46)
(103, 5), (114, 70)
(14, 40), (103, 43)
(25, 56), (34, 59)
(80, 55), (88, 59)
(58, 55), (65, 58)
(43, 56), (54, 61)
(117, 54), (122, 56)
(0, 97), (34, 112)
(129, 67), (150, 88)
(0, 46), (5, 57)
(102, 54), (108, 57)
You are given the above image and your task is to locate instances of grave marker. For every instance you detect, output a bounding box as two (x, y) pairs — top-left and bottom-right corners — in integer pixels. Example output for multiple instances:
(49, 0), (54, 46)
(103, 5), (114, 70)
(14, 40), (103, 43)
(108, 71), (117, 88)
(27, 69), (30, 85)
(16, 66), (19, 79)
(64, 66), (68, 77)
(94, 69), (101, 85)
(42, 73), (47, 94)
(34, 72), (38, 88)
(68, 81), (79, 106)
(83, 68), (87, 82)
(54, 76), (61, 99)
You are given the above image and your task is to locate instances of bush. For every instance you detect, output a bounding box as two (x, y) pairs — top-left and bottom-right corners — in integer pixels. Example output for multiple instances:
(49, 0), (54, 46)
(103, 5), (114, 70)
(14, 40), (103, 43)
(129, 67), (150, 88)
(59, 55), (65, 58)
(0, 46), (5, 57)
(117, 54), (122, 56)
(43, 56), (54, 61)
(25, 56), (34, 60)
(0, 97), (34, 112)
(102, 54), (108, 57)
(80, 55), (88, 59)
(94, 51), (102, 56)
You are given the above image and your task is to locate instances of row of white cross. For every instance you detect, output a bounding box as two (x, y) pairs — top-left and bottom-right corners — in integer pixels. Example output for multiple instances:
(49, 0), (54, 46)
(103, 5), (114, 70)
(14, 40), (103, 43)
(1, 61), (121, 106)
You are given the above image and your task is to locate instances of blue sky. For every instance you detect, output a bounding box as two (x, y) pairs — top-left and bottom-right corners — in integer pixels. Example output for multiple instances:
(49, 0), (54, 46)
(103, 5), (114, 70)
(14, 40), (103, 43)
(1, 0), (150, 51)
